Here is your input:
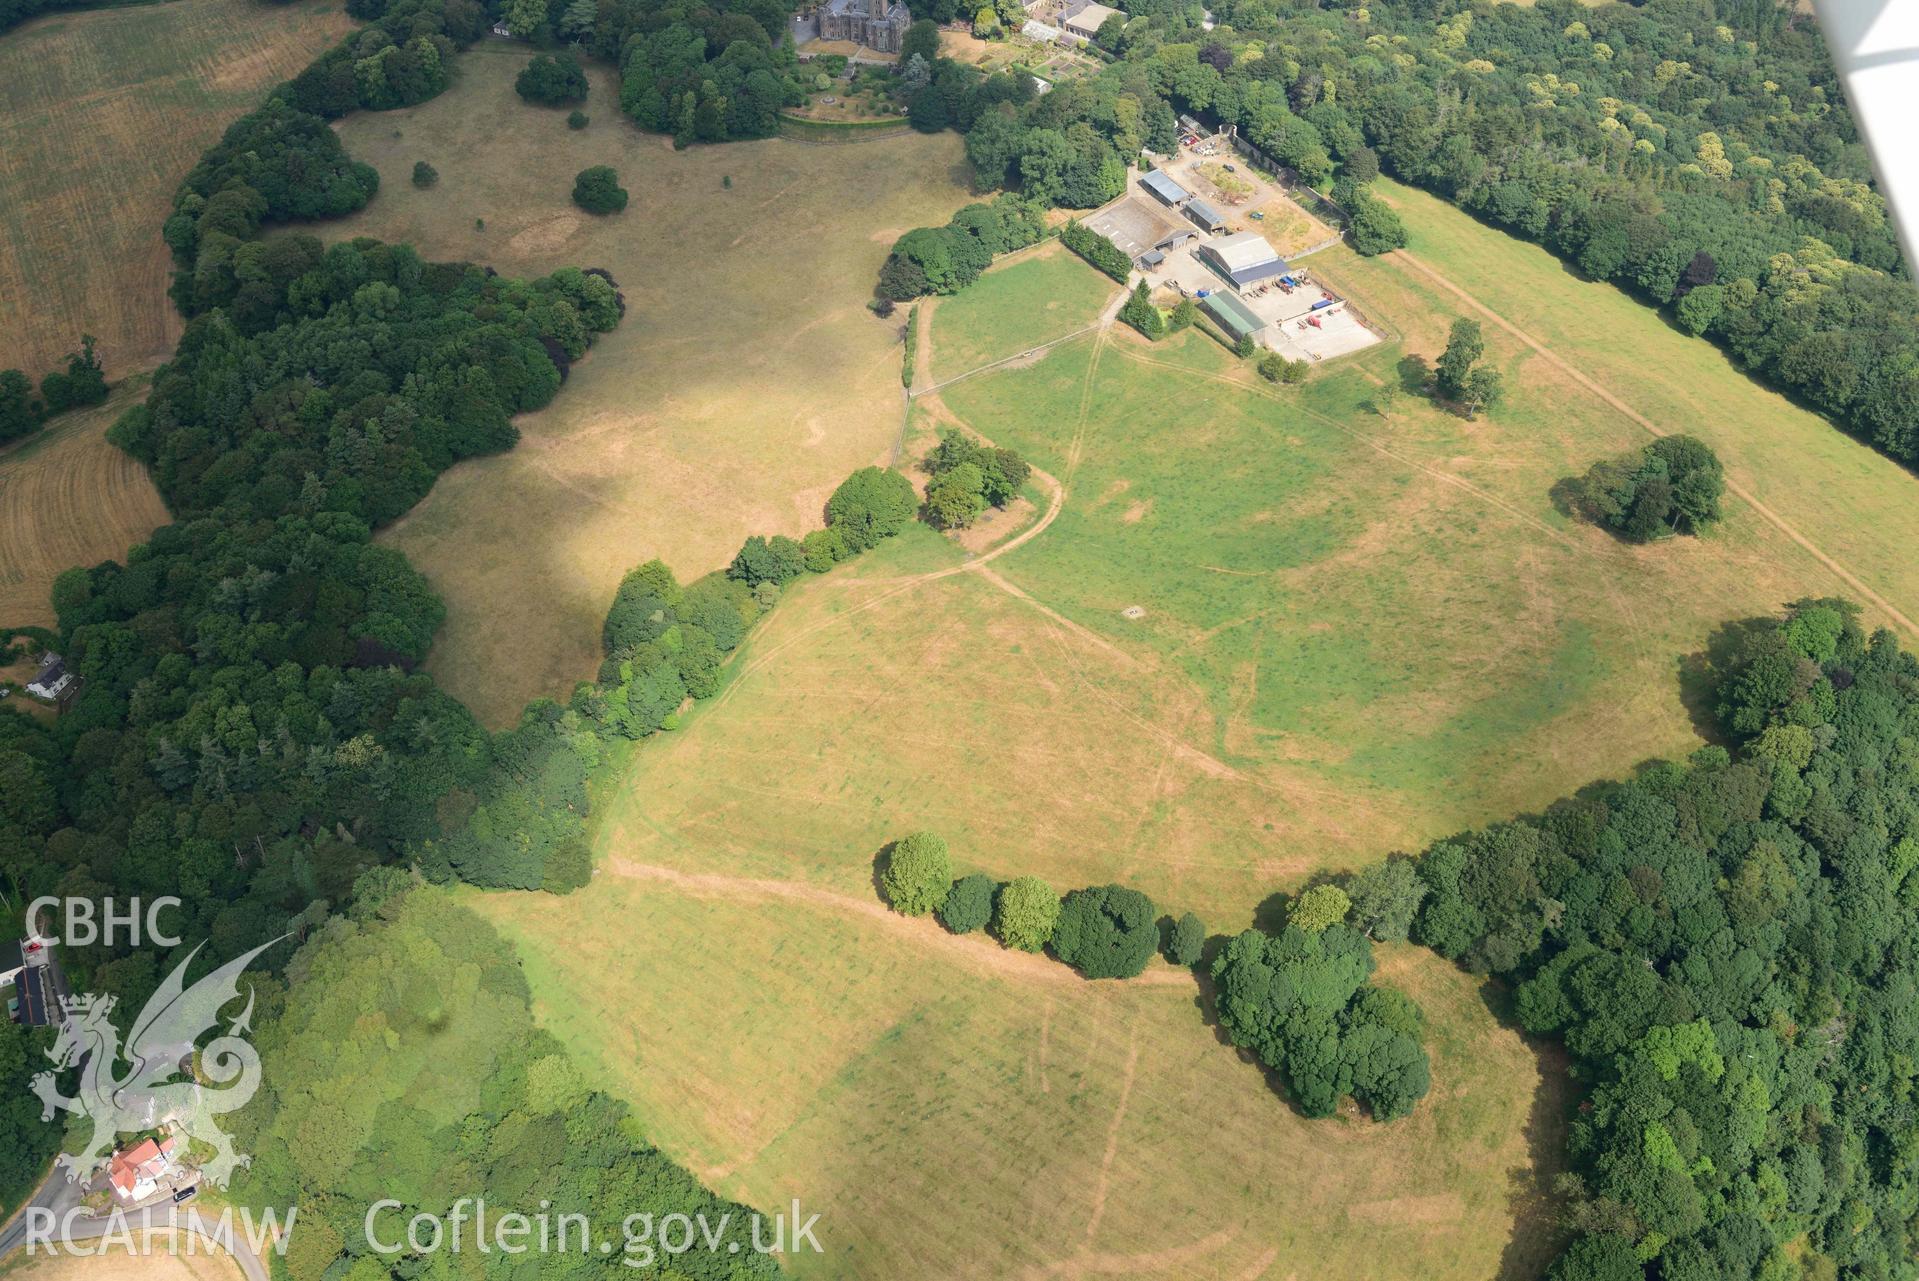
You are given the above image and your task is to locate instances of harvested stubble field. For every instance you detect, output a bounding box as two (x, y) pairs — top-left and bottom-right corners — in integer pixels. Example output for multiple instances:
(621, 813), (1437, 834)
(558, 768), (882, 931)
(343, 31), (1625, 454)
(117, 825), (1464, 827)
(0, 0), (353, 379)
(328, 51), (974, 725)
(0, 385), (168, 628)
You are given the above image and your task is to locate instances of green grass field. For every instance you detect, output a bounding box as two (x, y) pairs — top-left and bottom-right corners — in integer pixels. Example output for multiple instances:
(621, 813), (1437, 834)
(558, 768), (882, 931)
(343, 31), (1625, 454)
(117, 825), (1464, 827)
(462, 93), (1919, 1281)
(1362, 178), (1919, 626)
(328, 50), (975, 724)
(923, 242), (1118, 384)
(0, 0), (351, 379)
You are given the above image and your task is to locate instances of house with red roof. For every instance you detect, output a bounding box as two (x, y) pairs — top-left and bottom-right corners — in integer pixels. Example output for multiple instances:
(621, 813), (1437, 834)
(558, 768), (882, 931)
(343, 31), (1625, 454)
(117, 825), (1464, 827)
(107, 1135), (178, 1204)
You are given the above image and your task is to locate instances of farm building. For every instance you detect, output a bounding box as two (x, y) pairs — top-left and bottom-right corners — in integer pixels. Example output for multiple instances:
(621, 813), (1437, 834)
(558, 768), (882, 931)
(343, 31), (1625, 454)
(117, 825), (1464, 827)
(1185, 198), (1227, 233)
(1140, 169), (1188, 207)
(1200, 291), (1266, 343)
(1199, 231), (1289, 288)
(1063, 0), (1122, 39)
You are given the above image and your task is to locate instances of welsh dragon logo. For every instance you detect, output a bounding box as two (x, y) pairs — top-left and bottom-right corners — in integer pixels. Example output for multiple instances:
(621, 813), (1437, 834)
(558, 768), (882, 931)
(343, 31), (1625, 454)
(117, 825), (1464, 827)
(29, 937), (283, 1189)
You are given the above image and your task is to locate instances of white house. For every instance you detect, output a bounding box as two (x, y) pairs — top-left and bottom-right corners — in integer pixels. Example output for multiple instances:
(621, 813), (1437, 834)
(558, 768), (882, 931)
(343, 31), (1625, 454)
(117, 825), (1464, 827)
(25, 653), (70, 701)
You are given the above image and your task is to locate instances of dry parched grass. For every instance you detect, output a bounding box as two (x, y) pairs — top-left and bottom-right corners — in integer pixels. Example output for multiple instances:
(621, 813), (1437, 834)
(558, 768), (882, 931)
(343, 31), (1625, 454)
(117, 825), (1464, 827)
(0, 1237), (242, 1281)
(475, 873), (1560, 1281)
(0, 0), (354, 379)
(331, 53), (975, 725)
(0, 386), (168, 628)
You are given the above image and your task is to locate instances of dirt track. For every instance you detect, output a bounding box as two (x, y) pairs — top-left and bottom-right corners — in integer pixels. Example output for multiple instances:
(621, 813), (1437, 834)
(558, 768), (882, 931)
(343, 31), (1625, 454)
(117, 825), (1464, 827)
(1390, 248), (1919, 638)
(603, 857), (1196, 991)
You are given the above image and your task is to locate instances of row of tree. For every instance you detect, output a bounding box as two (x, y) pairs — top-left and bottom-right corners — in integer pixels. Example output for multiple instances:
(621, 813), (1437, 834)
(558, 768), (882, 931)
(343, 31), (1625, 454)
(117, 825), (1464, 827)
(876, 831), (1207, 974)
(422, 464), (920, 894)
(0, 336), (109, 445)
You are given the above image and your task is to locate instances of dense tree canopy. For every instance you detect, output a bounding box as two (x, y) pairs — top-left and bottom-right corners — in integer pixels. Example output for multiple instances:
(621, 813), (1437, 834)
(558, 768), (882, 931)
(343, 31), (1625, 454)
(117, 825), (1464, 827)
(1213, 922), (1431, 1121)
(1411, 598), (1919, 1278)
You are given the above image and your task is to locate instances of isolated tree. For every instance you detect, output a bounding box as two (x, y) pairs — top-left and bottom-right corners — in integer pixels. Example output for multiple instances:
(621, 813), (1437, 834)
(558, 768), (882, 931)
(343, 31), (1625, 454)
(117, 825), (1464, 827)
(1566, 435), (1724, 542)
(38, 335), (106, 414)
(517, 53), (589, 105)
(939, 873), (997, 934)
(879, 832), (952, 916)
(1165, 912), (1206, 966)
(568, 110), (589, 130)
(1053, 885), (1159, 978)
(1345, 189), (1407, 256)
(993, 875), (1061, 952)
(825, 467), (917, 550)
(411, 160), (438, 188)
(572, 166), (627, 215)
(1290, 884), (1351, 934)
(1435, 319), (1484, 399)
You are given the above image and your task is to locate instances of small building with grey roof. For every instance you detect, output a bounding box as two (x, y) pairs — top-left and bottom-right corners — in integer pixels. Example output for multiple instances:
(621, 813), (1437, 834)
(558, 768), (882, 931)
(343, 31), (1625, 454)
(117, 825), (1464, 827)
(1140, 169), (1188, 207)
(1184, 198), (1227, 234)
(1198, 230), (1289, 288)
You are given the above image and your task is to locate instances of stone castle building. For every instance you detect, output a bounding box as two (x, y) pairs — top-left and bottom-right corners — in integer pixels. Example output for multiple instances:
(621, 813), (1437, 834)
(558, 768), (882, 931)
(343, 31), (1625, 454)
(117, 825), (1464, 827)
(816, 0), (911, 53)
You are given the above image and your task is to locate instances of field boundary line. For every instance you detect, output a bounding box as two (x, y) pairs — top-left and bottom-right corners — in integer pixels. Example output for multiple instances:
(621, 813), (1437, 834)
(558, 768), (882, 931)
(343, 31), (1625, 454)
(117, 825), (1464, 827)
(1389, 248), (1919, 638)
